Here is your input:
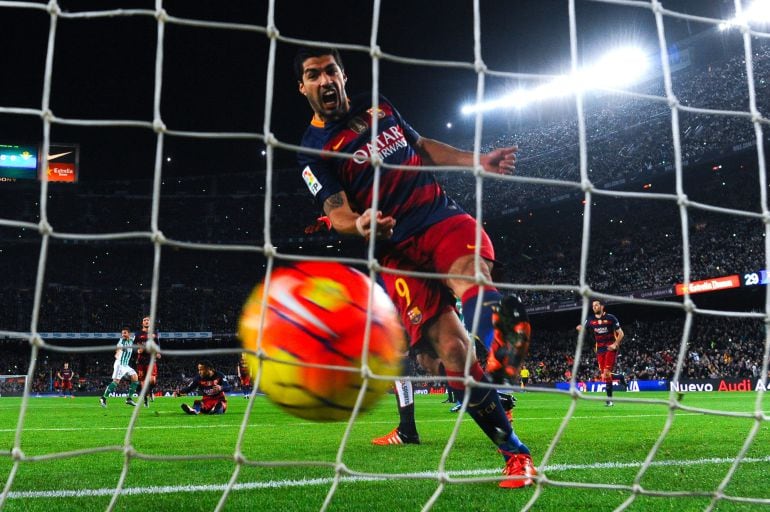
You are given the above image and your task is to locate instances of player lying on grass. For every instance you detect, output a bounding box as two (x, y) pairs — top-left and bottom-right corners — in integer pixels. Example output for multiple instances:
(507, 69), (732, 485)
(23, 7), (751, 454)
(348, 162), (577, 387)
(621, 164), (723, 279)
(174, 360), (231, 415)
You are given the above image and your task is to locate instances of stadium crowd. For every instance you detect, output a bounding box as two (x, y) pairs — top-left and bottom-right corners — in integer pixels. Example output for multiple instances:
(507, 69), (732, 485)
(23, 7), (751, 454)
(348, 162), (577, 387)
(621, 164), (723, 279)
(496, 168), (766, 307)
(1, 39), (768, 242)
(528, 315), (767, 385)
(1, 32), (769, 393)
(1, 308), (765, 395)
(441, 39), (770, 217)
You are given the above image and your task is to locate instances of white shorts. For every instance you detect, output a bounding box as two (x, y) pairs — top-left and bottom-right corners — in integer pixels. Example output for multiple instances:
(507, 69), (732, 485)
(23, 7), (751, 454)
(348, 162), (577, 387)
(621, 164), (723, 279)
(112, 362), (137, 381)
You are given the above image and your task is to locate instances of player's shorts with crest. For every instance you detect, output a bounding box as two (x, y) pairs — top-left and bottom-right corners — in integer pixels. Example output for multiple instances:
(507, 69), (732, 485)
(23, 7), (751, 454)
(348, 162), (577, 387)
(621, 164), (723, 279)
(200, 397), (227, 414)
(112, 363), (137, 381)
(60, 380), (73, 390)
(380, 213), (495, 347)
(597, 350), (617, 372)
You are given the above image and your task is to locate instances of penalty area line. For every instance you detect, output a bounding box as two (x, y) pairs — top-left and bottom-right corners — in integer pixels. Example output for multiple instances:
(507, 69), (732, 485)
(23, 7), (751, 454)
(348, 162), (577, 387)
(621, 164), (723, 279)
(8, 455), (770, 499)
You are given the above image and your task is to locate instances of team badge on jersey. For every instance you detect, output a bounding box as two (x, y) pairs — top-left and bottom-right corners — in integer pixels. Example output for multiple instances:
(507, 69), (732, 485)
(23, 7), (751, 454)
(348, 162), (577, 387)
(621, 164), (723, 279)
(302, 166), (322, 196)
(367, 107), (386, 119)
(407, 306), (423, 325)
(347, 116), (368, 134)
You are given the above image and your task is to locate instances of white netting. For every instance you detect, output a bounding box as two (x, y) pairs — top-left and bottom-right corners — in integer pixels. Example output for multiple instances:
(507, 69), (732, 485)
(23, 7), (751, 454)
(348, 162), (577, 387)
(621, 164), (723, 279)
(0, 0), (769, 511)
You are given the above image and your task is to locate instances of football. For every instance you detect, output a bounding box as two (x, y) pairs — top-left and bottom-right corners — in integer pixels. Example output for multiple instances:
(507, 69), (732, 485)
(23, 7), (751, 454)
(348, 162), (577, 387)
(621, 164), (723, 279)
(238, 262), (406, 421)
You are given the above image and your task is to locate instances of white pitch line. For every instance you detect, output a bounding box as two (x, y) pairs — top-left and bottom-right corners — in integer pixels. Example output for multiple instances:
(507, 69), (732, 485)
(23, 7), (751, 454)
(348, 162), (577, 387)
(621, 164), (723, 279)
(0, 412), (714, 433)
(6, 455), (770, 500)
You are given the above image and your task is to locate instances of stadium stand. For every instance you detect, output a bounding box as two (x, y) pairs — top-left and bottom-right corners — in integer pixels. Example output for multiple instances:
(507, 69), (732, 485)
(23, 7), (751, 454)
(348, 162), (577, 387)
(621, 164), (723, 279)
(1, 33), (768, 392)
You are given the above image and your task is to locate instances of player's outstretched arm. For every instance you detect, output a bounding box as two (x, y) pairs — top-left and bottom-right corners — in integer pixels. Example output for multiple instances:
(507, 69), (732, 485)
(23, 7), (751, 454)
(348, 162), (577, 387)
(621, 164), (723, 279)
(415, 137), (517, 174)
(177, 376), (199, 396)
(479, 146), (517, 174)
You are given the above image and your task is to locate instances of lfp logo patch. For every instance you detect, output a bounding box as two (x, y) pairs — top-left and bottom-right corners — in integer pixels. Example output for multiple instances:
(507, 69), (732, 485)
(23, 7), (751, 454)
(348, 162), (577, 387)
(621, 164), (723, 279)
(302, 166), (322, 196)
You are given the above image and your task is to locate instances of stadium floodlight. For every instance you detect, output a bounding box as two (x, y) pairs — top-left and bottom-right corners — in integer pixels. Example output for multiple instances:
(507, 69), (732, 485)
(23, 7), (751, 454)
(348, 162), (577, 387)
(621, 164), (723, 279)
(719, 0), (770, 30)
(587, 47), (649, 88)
(744, 0), (770, 24)
(461, 45), (649, 115)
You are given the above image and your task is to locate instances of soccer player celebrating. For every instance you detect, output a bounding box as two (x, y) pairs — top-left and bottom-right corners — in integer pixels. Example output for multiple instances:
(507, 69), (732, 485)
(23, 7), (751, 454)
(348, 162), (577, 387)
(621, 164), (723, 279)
(295, 47), (535, 487)
(135, 315), (160, 407)
(57, 362), (75, 399)
(100, 327), (140, 407)
(577, 299), (625, 406)
(176, 360), (231, 415)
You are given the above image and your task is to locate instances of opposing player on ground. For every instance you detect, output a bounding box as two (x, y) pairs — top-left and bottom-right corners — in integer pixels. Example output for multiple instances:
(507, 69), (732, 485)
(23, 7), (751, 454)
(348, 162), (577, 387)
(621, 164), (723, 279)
(100, 327), (140, 407)
(577, 299), (625, 406)
(175, 360), (231, 415)
(57, 362), (75, 399)
(295, 47), (535, 487)
(135, 315), (160, 407)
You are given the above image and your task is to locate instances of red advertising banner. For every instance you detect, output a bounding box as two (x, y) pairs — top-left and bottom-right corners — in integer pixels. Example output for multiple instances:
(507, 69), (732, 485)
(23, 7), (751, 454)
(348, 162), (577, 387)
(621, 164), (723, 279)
(46, 162), (76, 182)
(675, 275), (740, 295)
(44, 144), (79, 183)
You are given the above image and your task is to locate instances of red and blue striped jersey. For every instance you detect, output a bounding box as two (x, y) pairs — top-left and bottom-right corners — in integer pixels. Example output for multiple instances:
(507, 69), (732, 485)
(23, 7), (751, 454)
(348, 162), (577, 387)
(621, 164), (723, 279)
(179, 370), (231, 401)
(135, 329), (159, 366)
(583, 313), (621, 354)
(297, 93), (463, 242)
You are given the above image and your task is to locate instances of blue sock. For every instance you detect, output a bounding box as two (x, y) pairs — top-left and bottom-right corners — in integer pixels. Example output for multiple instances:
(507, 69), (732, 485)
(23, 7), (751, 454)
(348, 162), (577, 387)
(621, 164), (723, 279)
(499, 432), (530, 457)
(461, 287), (503, 350)
(447, 363), (529, 460)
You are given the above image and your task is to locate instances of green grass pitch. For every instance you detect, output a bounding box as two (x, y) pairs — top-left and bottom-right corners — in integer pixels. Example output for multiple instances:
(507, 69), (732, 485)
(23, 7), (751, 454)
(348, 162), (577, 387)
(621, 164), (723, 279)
(0, 391), (768, 511)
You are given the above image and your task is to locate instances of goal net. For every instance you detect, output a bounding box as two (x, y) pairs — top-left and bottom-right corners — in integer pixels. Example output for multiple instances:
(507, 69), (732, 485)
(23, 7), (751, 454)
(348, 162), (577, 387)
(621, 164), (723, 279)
(0, 0), (768, 511)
